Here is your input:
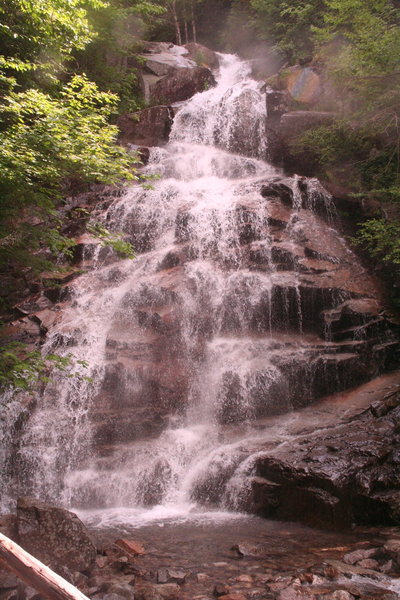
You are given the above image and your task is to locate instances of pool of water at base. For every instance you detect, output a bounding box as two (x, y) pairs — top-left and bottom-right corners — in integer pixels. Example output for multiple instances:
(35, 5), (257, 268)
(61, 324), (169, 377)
(77, 508), (400, 597)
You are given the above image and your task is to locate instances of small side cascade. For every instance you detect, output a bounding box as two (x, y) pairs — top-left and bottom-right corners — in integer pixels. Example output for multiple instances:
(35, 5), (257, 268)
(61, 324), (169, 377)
(0, 52), (397, 522)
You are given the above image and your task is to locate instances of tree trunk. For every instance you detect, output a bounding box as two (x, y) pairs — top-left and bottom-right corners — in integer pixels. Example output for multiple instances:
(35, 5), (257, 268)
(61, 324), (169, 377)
(171, 0), (182, 46)
(0, 533), (90, 600)
(191, 0), (197, 43)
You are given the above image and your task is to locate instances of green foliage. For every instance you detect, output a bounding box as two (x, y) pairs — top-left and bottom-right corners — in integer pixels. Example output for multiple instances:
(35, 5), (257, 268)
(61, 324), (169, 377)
(355, 218), (400, 264)
(0, 75), (138, 271)
(248, 0), (325, 61)
(88, 222), (135, 258)
(74, 0), (165, 113)
(286, 0), (400, 266)
(0, 342), (91, 392)
(294, 121), (370, 167)
(0, 0), (106, 68)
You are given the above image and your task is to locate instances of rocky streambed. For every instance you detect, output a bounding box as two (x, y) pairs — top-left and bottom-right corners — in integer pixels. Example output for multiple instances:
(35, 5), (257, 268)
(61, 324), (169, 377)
(1, 497), (400, 600)
(1, 372), (400, 600)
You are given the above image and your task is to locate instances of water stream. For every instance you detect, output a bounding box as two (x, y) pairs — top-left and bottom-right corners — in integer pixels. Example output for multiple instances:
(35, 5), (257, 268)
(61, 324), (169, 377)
(0, 53), (377, 528)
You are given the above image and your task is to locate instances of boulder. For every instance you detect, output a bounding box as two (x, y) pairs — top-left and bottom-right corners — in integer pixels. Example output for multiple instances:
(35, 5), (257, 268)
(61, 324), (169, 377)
(135, 584), (181, 600)
(16, 497), (97, 573)
(117, 106), (174, 147)
(150, 67), (215, 105)
(243, 389), (400, 528)
(286, 66), (322, 104)
(184, 43), (219, 69)
(115, 539), (145, 556)
(265, 107), (337, 173)
(140, 42), (196, 75)
(280, 111), (337, 142)
(267, 65), (323, 106)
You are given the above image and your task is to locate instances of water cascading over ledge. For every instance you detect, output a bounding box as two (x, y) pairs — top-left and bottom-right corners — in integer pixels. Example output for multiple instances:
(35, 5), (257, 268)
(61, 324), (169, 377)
(1, 52), (398, 523)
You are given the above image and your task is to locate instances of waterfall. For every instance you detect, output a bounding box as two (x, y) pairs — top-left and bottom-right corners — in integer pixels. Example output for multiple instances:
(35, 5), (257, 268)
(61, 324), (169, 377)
(0, 53), (386, 525)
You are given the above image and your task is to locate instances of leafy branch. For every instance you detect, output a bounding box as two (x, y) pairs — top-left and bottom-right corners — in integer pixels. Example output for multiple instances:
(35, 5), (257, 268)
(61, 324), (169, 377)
(87, 222), (135, 259)
(0, 342), (91, 393)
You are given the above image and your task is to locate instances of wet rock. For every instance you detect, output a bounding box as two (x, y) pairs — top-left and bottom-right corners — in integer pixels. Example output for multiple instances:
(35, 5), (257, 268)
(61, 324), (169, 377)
(232, 543), (262, 558)
(320, 592), (354, 600)
(184, 43), (219, 69)
(383, 539), (400, 564)
(260, 181), (293, 205)
(157, 569), (169, 584)
(117, 106), (174, 147)
(106, 584), (135, 600)
(115, 539), (146, 556)
(16, 497), (96, 573)
(356, 558), (380, 569)
(0, 590), (20, 600)
(214, 88), (268, 159)
(275, 587), (316, 600)
(135, 583), (181, 600)
(343, 548), (377, 565)
(266, 91), (289, 126)
(13, 295), (53, 317)
(0, 572), (19, 589)
(24, 585), (42, 600)
(166, 570), (187, 584)
(93, 594), (127, 600)
(214, 583), (230, 597)
(140, 43), (196, 75)
(236, 575), (253, 583)
(0, 514), (18, 540)
(96, 556), (109, 569)
(150, 67), (215, 105)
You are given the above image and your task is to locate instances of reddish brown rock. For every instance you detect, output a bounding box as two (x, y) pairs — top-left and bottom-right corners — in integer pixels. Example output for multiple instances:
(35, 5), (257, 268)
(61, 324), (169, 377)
(115, 539), (146, 556)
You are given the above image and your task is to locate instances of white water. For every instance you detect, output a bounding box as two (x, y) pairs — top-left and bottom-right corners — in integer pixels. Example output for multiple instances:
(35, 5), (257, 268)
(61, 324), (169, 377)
(1, 53), (341, 525)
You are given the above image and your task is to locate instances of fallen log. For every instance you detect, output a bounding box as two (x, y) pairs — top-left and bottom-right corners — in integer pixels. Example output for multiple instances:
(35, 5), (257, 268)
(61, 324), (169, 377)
(0, 532), (90, 600)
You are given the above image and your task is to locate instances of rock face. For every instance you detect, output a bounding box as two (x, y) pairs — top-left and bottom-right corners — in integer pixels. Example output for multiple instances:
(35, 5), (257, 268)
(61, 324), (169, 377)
(285, 66), (323, 104)
(264, 63), (338, 172)
(84, 175), (399, 454)
(184, 43), (219, 69)
(267, 65), (324, 106)
(117, 106), (174, 147)
(266, 110), (337, 173)
(249, 392), (400, 528)
(138, 42), (216, 105)
(16, 497), (97, 573)
(149, 67), (215, 105)
(280, 111), (337, 141)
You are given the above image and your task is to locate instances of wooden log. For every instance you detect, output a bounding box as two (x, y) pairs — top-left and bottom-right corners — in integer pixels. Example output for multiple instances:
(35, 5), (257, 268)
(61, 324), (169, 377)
(0, 532), (90, 600)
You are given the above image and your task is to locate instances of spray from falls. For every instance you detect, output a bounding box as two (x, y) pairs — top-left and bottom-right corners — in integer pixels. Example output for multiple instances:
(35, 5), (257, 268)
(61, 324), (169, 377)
(1, 53), (384, 525)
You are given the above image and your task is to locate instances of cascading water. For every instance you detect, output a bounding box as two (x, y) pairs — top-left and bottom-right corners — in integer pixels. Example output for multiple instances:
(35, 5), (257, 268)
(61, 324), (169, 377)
(1, 53), (389, 525)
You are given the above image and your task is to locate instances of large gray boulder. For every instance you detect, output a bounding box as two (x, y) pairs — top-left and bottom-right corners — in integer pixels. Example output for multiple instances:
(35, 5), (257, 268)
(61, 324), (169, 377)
(16, 497), (97, 573)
